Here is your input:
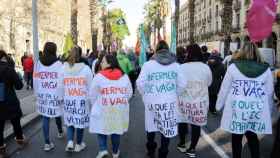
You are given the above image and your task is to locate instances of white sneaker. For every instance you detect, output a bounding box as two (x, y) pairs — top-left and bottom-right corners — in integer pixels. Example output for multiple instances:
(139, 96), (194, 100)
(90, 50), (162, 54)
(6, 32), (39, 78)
(44, 143), (55, 151)
(74, 142), (86, 152)
(96, 150), (109, 158)
(65, 141), (74, 152)
(57, 132), (64, 139)
(112, 150), (120, 158)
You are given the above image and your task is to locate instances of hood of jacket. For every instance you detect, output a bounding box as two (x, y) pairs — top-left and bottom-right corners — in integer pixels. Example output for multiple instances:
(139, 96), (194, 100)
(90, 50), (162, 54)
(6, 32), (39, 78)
(100, 68), (123, 80)
(40, 55), (58, 66)
(152, 49), (176, 65)
(234, 60), (269, 78)
(64, 62), (86, 75)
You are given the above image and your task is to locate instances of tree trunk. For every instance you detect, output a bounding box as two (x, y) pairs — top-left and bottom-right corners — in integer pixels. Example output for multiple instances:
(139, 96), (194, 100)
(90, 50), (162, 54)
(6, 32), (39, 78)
(153, 24), (157, 48)
(89, 0), (98, 52)
(163, 20), (166, 41)
(175, 0), (180, 44)
(188, 0), (195, 44)
(32, 0), (39, 61)
(157, 28), (161, 42)
(71, 0), (78, 45)
(222, 0), (233, 57)
(9, 17), (15, 51)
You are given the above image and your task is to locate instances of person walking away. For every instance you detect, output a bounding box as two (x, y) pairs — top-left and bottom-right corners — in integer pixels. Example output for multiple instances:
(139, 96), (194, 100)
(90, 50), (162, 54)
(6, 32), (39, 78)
(137, 41), (179, 158)
(33, 42), (64, 151)
(216, 42), (274, 158)
(201, 46), (211, 63)
(177, 44), (212, 157)
(117, 49), (133, 75)
(223, 50), (239, 69)
(89, 54), (132, 158)
(127, 49), (139, 95)
(207, 51), (225, 115)
(0, 50), (27, 157)
(92, 51), (106, 76)
(176, 47), (187, 64)
(23, 54), (34, 90)
(271, 70), (280, 158)
(87, 51), (97, 68)
(63, 46), (92, 152)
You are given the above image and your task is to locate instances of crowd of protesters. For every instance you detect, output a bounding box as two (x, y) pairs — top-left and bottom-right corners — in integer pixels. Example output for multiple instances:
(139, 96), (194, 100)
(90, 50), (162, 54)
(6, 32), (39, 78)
(0, 40), (279, 158)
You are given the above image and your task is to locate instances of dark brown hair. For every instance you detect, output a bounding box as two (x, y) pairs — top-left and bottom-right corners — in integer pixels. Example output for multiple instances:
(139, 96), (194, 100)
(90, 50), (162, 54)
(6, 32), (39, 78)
(68, 46), (81, 66)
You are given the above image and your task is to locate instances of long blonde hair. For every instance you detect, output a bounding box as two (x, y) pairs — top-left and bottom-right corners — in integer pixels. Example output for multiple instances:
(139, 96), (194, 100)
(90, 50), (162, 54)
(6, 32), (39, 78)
(67, 46), (81, 66)
(237, 42), (264, 63)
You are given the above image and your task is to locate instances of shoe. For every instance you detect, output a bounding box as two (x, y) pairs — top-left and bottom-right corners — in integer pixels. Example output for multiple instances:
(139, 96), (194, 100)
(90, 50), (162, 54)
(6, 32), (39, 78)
(96, 150), (109, 158)
(15, 136), (28, 149)
(177, 143), (187, 153)
(74, 142), (86, 152)
(112, 150), (120, 158)
(57, 132), (64, 139)
(44, 143), (55, 151)
(186, 149), (196, 158)
(0, 144), (6, 157)
(65, 141), (74, 152)
(210, 111), (218, 116)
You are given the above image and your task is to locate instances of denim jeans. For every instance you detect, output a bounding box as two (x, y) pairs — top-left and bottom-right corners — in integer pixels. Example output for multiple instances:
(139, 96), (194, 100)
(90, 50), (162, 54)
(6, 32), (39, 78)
(97, 134), (120, 154)
(42, 116), (63, 144)
(67, 126), (84, 145)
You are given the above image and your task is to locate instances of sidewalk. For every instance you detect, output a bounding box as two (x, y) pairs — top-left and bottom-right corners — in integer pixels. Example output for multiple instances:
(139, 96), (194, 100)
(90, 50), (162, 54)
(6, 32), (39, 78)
(4, 90), (38, 139)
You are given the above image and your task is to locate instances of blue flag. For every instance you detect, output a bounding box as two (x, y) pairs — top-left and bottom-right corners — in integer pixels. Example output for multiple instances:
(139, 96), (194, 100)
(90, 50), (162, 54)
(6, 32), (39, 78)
(139, 24), (147, 67)
(170, 21), (177, 54)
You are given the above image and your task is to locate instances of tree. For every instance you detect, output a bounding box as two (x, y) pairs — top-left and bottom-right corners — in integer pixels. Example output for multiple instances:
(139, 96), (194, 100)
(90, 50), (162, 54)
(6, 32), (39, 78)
(89, 0), (98, 52)
(188, 0), (195, 44)
(108, 8), (130, 49)
(71, 0), (78, 45)
(221, 0), (233, 56)
(143, 0), (164, 47)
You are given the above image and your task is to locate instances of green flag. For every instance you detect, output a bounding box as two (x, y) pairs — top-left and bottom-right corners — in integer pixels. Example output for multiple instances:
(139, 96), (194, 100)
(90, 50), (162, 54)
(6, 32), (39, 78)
(63, 33), (74, 59)
(170, 21), (177, 54)
(139, 24), (147, 67)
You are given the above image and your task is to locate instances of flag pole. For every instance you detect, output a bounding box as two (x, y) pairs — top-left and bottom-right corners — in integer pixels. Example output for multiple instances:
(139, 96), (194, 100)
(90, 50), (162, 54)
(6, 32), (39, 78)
(32, 0), (39, 61)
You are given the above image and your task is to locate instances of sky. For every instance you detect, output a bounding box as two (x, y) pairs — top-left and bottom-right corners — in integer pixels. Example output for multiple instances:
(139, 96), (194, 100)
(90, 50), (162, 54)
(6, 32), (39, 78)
(108, 0), (188, 48)
(109, 0), (148, 48)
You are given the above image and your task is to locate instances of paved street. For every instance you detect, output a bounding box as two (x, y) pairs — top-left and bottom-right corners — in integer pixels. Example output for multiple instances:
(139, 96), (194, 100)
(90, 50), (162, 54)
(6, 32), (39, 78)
(2, 92), (278, 158)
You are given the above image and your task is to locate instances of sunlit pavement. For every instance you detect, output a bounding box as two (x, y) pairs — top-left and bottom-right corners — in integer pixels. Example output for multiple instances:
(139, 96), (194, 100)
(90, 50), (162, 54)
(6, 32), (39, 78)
(5, 92), (277, 158)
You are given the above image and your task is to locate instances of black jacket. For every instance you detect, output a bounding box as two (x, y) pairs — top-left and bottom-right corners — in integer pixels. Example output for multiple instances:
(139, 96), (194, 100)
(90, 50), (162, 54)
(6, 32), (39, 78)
(0, 61), (23, 120)
(208, 56), (225, 95)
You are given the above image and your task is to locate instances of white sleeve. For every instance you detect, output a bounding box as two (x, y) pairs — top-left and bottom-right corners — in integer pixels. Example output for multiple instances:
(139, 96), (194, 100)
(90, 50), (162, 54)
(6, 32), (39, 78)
(207, 66), (213, 86)
(216, 66), (233, 111)
(136, 64), (146, 95)
(177, 66), (187, 95)
(85, 67), (94, 93)
(125, 75), (133, 99)
(89, 76), (99, 105)
(266, 69), (274, 114)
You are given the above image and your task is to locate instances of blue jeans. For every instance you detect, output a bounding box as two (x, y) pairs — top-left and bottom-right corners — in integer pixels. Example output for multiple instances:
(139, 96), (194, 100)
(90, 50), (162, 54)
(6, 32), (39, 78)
(97, 134), (120, 154)
(42, 116), (63, 144)
(67, 126), (84, 145)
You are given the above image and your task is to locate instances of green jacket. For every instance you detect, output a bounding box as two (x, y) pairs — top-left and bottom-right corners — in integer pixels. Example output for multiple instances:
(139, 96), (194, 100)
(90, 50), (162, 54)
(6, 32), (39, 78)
(117, 53), (133, 74)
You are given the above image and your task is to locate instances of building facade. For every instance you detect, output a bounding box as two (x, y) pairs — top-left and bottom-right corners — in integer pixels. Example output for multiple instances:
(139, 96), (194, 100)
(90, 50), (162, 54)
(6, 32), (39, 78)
(178, 0), (280, 63)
